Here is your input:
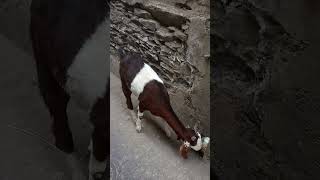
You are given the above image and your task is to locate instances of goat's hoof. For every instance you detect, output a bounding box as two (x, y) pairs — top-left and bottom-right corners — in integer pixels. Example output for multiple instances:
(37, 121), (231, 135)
(127, 103), (133, 110)
(135, 125), (142, 133)
(136, 127), (142, 133)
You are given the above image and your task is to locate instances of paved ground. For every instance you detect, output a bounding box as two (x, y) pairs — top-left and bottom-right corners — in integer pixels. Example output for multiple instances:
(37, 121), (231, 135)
(110, 73), (210, 180)
(0, 34), (209, 179)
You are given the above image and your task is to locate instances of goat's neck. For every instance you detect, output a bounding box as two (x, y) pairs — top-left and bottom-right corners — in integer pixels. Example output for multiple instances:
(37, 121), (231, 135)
(162, 108), (188, 141)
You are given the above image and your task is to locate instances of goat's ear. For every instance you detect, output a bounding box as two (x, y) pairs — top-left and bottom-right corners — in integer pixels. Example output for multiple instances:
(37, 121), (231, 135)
(179, 143), (190, 159)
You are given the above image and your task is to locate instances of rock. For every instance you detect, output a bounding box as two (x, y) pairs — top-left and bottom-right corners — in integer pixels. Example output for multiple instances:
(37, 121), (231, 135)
(156, 27), (174, 41)
(134, 8), (152, 19)
(122, 0), (143, 6)
(177, 47), (184, 53)
(165, 41), (181, 49)
(174, 29), (188, 41)
(161, 45), (172, 54)
(138, 18), (158, 32)
(153, 38), (161, 45)
(168, 26), (177, 32)
(166, 26), (188, 41)
(197, 0), (210, 7)
(142, 36), (148, 42)
(146, 52), (158, 61)
(182, 24), (189, 30)
(146, 40), (156, 47)
(144, 4), (188, 28)
(115, 37), (123, 44)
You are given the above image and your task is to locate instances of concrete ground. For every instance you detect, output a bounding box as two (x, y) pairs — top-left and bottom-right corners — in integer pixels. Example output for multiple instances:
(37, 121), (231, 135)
(110, 73), (210, 180)
(0, 34), (209, 179)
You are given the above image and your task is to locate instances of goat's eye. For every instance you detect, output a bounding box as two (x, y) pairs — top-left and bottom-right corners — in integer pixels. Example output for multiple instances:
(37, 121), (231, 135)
(191, 136), (196, 141)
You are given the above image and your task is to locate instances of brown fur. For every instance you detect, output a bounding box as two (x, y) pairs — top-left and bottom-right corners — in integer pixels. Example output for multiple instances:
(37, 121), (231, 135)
(179, 143), (190, 159)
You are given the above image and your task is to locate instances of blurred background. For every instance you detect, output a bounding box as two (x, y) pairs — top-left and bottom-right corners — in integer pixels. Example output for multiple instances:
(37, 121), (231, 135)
(212, 0), (320, 179)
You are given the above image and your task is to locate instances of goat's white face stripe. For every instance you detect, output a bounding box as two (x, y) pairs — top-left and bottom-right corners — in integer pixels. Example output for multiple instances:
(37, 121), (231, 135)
(130, 63), (163, 96)
(66, 17), (109, 110)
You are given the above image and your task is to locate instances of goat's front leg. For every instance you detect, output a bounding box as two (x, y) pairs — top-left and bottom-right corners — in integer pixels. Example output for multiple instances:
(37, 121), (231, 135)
(136, 104), (144, 133)
(120, 78), (133, 110)
(88, 96), (108, 180)
(164, 122), (172, 138)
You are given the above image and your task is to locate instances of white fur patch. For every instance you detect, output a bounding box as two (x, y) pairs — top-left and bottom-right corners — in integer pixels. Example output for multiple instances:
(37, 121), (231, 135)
(190, 132), (202, 151)
(66, 17), (110, 111)
(183, 141), (190, 147)
(184, 141), (190, 147)
(130, 63), (163, 96)
(202, 137), (210, 145)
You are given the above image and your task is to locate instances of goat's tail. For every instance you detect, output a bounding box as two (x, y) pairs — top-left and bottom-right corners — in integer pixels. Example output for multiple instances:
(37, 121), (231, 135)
(117, 47), (126, 61)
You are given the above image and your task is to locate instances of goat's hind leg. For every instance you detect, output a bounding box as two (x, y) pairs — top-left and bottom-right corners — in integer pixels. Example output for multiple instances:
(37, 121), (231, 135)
(35, 61), (74, 153)
(36, 62), (87, 179)
(89, 95), (108, 180)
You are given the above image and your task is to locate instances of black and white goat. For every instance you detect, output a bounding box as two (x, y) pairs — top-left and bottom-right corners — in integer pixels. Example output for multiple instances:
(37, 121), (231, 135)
(118, 49), (209, 158)
(30, 0), (109, 179)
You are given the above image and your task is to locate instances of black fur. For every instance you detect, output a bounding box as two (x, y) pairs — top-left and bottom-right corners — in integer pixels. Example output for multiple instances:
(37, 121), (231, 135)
(118, 51), (145, 87)
(31, 0), (109, 84)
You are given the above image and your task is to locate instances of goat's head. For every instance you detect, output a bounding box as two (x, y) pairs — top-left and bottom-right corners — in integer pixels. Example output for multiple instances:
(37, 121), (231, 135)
(179, 128), (202, 158)
(179, 128), (210, 159)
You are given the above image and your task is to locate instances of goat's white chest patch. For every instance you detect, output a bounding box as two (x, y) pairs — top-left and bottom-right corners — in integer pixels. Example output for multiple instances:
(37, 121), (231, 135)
(130, 63), (163, 96)
(66, 17), (109, 111)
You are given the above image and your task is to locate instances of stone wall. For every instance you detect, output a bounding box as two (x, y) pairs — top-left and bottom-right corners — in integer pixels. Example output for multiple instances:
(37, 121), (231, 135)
(110, 0), (210, 134)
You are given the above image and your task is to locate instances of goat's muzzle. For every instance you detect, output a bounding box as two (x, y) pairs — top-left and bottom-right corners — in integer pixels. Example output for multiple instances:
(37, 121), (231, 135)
(179, 141), (190, 159)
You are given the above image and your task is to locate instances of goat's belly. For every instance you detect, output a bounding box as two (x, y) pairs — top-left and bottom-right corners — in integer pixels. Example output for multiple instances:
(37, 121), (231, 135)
(65, 17), (109, 111)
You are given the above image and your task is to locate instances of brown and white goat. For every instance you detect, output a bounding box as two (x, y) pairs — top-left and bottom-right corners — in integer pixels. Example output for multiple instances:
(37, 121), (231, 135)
(118, 49), (209, 158)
